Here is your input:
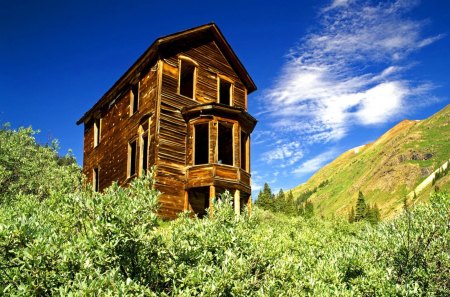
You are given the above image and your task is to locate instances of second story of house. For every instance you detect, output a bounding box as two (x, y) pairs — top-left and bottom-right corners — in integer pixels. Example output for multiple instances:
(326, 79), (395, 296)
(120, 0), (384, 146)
(76, 23), (257, 193)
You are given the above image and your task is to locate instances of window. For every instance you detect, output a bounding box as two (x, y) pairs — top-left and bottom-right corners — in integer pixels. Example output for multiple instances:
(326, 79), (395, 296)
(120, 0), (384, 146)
(94, 118), (101, 147)
(128, 140), (137, 177)
(241, 131), (248, 171)
(218, 122), (233, 166)
(188, 187), (210, 218)
(93, 167), (99, 192)
(179, 59), (196, 98)
(218, 78), (232, 106)
(140, 133), (149, 175)
(130, 83), (139, 115)
(194, 123), (209, 165)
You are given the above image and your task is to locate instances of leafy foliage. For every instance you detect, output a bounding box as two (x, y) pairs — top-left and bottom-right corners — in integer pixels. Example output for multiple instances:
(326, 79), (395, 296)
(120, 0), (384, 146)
(0, 125), (448, 295)
(0, 124), (81, 204)
(0, 172), (161, 295)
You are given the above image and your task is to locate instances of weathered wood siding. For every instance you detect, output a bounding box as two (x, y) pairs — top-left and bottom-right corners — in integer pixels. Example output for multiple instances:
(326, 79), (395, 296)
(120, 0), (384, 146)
(83, 65), (159, 190)
(82, 36), (253, 219)
(155, 39), (248, 218)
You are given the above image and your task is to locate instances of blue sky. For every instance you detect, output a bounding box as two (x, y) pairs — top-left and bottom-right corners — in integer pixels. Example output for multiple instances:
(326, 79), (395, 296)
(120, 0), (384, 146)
(1, 0), (449, 196)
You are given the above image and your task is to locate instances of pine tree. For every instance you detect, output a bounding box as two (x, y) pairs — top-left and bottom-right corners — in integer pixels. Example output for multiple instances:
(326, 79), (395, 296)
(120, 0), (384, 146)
(255, 183), (273, 210)
(296, 198), (304, 216)
(355, 191), (367, 222)
(286, 191), (296, 215)
(366, 204), (381, 225)
(304, 200), (314, 218)
(348, 206), (355, 223)
(273, 189), (286, 212)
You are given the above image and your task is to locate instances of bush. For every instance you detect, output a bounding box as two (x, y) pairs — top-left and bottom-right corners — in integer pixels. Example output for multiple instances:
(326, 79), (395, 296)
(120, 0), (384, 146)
(0, 172), (161, 295)
(0, 124), (81, 204)
(1, 125), (448, 295)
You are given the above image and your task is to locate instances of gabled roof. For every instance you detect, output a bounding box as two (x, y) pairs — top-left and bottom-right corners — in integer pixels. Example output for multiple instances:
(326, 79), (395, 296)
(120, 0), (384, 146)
(77, 23), (256, 125)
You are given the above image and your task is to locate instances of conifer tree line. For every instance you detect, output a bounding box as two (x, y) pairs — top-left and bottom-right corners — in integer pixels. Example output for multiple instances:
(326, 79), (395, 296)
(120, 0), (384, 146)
(348, 191), (381, 224)
(255, 183), (314, 217)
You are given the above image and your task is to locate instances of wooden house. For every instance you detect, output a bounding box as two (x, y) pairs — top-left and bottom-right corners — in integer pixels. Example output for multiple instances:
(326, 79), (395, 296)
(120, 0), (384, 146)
(77, 23), (257, 219)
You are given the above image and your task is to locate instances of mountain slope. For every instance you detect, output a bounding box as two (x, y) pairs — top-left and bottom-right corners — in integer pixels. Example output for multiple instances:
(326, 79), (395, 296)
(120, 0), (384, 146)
(291, 104), (450, 219)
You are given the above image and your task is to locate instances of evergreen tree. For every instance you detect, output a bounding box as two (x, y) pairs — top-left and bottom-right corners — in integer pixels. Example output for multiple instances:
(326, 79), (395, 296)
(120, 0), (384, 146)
(366, 204), (381, 225)
(348, 207), (355, 223)
(285, 191), (296, 215)
(273, 189), (286, 212)
(355, 191), (367, 222)
(296, 198), (304, 216)
(304, 200), (314, 218)
(255, 183), (273, 210)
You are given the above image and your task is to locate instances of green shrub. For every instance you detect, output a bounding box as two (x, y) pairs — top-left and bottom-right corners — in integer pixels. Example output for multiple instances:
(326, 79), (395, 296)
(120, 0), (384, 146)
(0, 124), (81, 204)
(1, 124), (448, 295)
(0, 172), (161, 295)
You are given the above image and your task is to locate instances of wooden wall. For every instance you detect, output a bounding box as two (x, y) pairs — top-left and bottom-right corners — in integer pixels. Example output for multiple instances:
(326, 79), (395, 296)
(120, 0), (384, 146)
(82, 38), (251, 219)
(82, 65), (159, 191)
(155, 39), (248, 218)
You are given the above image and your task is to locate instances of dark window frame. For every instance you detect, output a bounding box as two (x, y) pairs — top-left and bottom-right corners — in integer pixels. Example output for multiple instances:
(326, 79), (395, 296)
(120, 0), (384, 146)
(218, 77), (233, 106)
(128, 139), (138, 178)
(130, 83), (140, 116)
(218, 122), (234, 166)
(93, 167), (99, 192)
(194, 123), (209, 165)
(178, 58), (197, 99)
(240, 130), (248, 171)
(94, 118), (101, 147)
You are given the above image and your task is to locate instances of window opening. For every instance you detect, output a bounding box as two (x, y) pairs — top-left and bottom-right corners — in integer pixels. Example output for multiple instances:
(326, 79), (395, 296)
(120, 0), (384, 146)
(194, 123), (209, 165)
(218, 122), (233, 166)
(128, 140), (137, 177)
(241, 131), (248, 171)
(219, 79), (232, 105)
(240, 193), (250, 213)
(93, 167), (99, 192)
(94, 118), (101, 147)
(188, 187), (210, 218)
(179, 60), (195, 98)
(130, 83), (139, 115)
(141, 134), (149, 174)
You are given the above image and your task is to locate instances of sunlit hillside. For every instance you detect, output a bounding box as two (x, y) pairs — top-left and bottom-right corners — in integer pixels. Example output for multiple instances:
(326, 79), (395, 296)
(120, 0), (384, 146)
(291, 104), (450, 219)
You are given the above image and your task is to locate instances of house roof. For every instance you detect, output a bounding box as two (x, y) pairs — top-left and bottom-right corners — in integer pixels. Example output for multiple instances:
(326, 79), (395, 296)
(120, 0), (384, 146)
(76, 23), (257, 125)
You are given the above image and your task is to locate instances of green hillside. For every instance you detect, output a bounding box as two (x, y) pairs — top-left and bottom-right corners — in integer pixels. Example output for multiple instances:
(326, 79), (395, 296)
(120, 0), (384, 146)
(291, 104), (450, 219)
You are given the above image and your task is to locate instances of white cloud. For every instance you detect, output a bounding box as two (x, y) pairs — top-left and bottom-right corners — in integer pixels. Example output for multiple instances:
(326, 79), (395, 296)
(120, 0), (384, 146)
(262, 0), (441, 145)
(355, 81), (406, 124)
(261, 141), (303, 166)
(292, 150), (337, 175)
(324, 0), (352, 11)
(252, 130), (277, 145)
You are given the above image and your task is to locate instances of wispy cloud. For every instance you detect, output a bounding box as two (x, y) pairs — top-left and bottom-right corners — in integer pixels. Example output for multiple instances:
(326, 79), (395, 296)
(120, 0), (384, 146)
(292, 149), (337, 176)
(324, 0), (352, 11)
(261, 141), (303, 167)
(262, 0), (442, 144)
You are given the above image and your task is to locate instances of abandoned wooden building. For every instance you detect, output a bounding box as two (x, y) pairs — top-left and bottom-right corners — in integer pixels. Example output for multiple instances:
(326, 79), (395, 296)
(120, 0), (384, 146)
(77, 23), (257, 219)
